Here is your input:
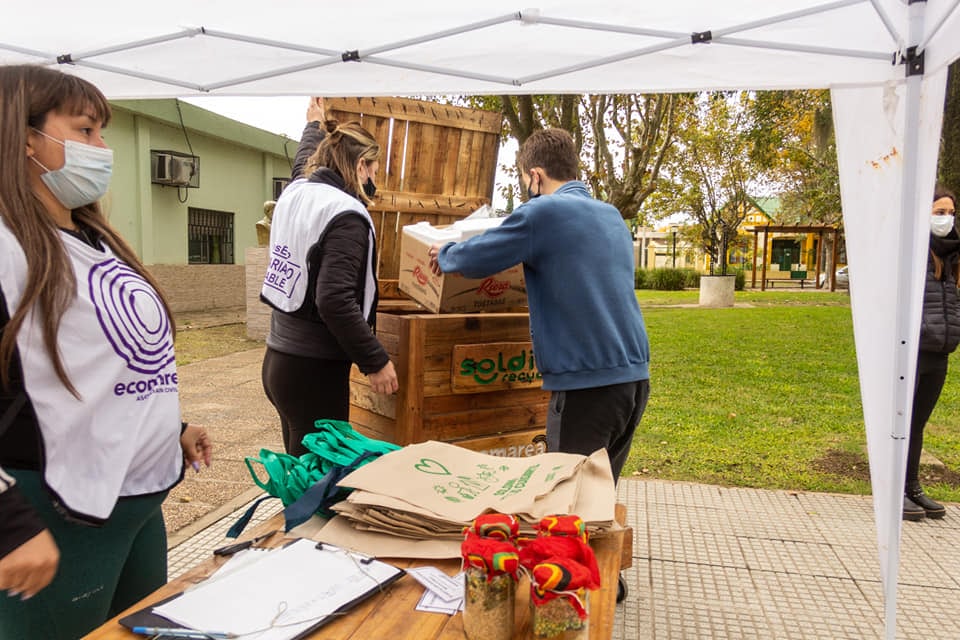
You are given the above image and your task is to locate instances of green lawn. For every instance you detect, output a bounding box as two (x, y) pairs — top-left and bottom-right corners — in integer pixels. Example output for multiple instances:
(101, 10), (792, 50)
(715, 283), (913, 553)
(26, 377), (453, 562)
(627, 289), (960, 502)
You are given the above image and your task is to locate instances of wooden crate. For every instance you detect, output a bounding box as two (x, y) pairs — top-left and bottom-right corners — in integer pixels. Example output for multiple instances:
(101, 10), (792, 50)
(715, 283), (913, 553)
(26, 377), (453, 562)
(325, 97), (502, 283)
(349, 310), (549, 456)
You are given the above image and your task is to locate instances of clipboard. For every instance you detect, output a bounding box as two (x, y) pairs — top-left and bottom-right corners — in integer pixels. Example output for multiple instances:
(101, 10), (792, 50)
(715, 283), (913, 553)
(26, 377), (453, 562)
(119, 540), (405, 640)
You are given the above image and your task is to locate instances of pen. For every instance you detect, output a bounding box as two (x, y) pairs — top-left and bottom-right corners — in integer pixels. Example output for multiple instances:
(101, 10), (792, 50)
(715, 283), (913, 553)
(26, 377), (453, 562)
(212, 530), (277, 556)
(131, 627), (235, 639)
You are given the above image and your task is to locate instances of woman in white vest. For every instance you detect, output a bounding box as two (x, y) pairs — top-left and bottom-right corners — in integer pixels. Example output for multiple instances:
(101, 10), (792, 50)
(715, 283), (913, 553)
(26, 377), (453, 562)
(261, 112), (398, 456)
(0, 65), (212, 639)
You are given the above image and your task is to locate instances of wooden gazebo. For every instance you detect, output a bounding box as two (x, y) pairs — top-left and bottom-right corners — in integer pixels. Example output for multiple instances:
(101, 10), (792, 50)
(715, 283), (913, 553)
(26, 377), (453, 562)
(747, 225), (843, 291)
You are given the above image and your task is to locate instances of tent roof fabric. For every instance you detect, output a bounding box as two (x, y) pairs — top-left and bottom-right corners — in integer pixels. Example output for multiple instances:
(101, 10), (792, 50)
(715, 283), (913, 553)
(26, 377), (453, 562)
(0, 1), (956, 97)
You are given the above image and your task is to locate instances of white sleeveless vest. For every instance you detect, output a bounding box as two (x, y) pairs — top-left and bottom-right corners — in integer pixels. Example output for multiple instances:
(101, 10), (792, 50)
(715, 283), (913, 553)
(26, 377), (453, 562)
(261, 179), (377, 321)
(0, 221), (182, 522)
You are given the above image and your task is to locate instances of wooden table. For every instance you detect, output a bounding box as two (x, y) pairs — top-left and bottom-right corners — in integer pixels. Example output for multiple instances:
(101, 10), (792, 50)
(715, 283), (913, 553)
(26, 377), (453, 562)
(84, 508), (631, 640)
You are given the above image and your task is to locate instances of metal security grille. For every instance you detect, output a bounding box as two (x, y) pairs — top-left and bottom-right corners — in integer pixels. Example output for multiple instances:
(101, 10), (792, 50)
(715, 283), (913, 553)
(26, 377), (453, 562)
(188, 208), (234, 264)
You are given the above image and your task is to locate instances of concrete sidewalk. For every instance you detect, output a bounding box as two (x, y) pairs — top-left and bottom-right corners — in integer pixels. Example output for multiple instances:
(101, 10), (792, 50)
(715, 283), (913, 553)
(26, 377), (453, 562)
(167, 345), (960, 639)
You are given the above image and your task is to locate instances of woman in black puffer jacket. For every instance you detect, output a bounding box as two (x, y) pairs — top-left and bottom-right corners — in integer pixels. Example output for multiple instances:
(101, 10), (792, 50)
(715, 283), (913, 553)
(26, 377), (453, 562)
(904, 185), (960, 521)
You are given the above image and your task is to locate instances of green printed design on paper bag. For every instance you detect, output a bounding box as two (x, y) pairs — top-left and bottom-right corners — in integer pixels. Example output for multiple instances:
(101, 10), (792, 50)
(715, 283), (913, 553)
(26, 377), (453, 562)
(414, 458), (451, 475)
(430, 464), (541, 503)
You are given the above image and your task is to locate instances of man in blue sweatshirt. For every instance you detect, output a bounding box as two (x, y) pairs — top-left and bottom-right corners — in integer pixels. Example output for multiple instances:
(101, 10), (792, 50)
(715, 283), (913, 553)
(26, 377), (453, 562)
(429, 128), (650, 483)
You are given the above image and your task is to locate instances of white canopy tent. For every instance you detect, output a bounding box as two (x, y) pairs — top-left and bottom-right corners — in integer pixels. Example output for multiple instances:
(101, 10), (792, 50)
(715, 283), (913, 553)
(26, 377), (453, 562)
(2, 1), (959, 636)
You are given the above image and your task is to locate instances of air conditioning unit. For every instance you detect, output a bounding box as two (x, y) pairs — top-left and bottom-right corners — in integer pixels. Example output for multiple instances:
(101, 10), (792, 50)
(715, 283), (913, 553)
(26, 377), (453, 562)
(151, 150), (199, 188)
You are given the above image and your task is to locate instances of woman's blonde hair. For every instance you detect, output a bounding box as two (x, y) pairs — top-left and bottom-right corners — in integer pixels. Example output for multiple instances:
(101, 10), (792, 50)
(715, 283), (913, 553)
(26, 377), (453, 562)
(302, 119), (380, 205)
(0, 65), (174, 396)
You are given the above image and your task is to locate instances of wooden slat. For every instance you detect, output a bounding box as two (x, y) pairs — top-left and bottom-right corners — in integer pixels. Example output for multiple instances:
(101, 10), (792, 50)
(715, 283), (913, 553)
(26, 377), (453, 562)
(349, 405), (399, 442)
(453, 129), (475, 197)
(325, 97), (502, 134)
(369, 192), (487, 216)
(419, 407), (546, 441)
(479, 131), (500, 201)
(441, 129), (462, 196)
(395, 314), (423, 445)
(387, 118), (407, 192)
(464, 130), (486, 199)
(447, 428), (547, 457)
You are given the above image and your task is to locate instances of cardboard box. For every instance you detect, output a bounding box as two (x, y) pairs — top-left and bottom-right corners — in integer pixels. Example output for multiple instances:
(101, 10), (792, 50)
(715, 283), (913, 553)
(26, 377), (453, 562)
(398, 222), (527, 313)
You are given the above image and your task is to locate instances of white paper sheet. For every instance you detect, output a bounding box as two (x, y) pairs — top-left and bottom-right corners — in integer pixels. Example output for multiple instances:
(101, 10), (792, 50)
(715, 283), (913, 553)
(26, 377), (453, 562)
(153, 539), (402, 640)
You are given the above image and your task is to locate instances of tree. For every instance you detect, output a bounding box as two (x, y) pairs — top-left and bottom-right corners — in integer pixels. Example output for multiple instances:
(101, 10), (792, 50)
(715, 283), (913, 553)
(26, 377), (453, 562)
(459, 94), (683, 219)
(582, 94), (683, 220)
(645, 93), (760, 275)
(747, 90), (840, 226)
(939, 60), (960, 190)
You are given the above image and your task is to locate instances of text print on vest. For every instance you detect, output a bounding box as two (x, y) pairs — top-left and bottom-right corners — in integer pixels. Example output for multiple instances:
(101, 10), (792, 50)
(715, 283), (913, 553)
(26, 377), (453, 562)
(263, 244), (303, 298)
(88, 258), (177, 399)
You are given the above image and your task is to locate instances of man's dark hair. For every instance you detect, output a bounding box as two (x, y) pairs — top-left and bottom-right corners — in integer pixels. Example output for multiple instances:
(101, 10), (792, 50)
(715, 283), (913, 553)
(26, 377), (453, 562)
(517, 128), (579, 181)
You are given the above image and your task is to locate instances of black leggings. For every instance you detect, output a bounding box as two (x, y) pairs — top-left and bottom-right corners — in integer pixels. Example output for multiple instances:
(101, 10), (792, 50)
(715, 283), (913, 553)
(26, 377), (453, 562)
(261, 347), (351, 456)
(906, 350), (950, 487)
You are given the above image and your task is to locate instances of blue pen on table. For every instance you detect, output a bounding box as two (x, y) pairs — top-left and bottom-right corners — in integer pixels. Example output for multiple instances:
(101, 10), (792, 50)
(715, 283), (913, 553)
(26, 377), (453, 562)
(131, 627), (235, 639)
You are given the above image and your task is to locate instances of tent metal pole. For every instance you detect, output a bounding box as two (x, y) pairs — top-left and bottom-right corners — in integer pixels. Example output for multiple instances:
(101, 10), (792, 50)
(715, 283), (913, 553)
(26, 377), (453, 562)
(201, 29), (340, 56)
(0, 43), (53, 62)
(716, 37), (890, 61)
(870, 0), (906, 45)
(360, 13), (518, 57)
(885, 6), (928, 639)
(532, 16), (685, 40)
(67, 29), (201, 61)
(68, 60), (204, 91)
(710, 0), (866, 38)
(917, 0), (960, 52)
(203, 58), (345, 92)
(516, 37), (691, 85)
(361, 57), (515, 86)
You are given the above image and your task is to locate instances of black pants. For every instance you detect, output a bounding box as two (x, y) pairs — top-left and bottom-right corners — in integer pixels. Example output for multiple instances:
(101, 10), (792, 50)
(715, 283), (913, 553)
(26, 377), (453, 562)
(261, 347), (351, 456)
(545, 379), (650, 483)
(906, 350), (950, 487)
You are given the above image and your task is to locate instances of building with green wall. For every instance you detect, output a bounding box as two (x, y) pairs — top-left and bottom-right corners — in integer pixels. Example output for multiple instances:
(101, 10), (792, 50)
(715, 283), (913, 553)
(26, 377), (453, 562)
(104, 99), (296, 312)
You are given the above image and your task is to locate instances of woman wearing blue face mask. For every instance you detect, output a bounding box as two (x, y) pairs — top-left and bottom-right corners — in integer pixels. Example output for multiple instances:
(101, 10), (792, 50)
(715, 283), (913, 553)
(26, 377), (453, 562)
(0, 65), (213, 639)
(903, 185), (960, 521)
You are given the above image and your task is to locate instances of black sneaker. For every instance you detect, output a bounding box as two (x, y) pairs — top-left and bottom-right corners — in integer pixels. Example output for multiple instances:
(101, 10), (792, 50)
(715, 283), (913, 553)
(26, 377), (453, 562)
(906, 486), (946, 519)
(903, 495), (925, 521)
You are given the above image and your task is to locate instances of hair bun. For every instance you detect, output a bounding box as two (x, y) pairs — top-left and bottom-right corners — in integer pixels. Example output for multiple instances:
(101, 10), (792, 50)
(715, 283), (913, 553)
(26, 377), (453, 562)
(323, 118), (339, 135)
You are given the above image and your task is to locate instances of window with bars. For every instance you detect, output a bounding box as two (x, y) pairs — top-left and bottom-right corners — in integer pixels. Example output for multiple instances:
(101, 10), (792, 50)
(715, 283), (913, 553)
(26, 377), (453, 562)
(273, 177), (291, 199)
(188, 208), (234, 264)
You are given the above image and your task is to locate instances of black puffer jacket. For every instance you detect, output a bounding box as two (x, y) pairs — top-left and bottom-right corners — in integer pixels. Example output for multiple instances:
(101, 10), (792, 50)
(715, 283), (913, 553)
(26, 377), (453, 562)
(919, 233), (960, 354)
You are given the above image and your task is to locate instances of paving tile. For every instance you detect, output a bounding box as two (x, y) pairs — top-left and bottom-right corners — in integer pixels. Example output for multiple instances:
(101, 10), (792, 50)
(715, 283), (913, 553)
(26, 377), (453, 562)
(751, 571), (883, 639)
(649, 561), (770, 639)
(616, 479), (649, 559)
(612, 560), (652, 640)
(166, 493), (284, 579)
(650, 527), (747, 569)
(859, 580), (960, 639)
(739, 538), (850, 579)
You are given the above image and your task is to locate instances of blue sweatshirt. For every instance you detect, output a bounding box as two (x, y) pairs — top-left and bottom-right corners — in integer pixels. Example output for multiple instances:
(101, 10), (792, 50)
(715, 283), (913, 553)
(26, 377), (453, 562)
(438, 181), (650, 391)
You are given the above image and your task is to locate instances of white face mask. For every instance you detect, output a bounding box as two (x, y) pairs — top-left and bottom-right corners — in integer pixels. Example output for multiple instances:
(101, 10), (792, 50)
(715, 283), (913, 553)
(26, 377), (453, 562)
(931, 213), (955, 238)
(30, 129), (113, 209)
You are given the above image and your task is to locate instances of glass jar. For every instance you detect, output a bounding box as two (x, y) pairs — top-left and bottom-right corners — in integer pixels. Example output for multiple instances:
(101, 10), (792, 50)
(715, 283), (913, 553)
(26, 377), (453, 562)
(531, 590), (589, 640)
(463, 566), (515, 640)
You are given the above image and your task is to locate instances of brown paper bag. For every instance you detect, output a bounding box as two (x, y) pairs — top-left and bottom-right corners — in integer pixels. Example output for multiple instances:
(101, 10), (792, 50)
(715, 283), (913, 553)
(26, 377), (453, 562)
(337, 440), (591, 522)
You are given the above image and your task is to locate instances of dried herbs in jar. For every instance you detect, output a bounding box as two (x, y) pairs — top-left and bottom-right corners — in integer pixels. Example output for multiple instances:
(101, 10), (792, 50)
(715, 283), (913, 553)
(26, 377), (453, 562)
(461, 531), (519, 640)
(529, 559), (596, 640)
